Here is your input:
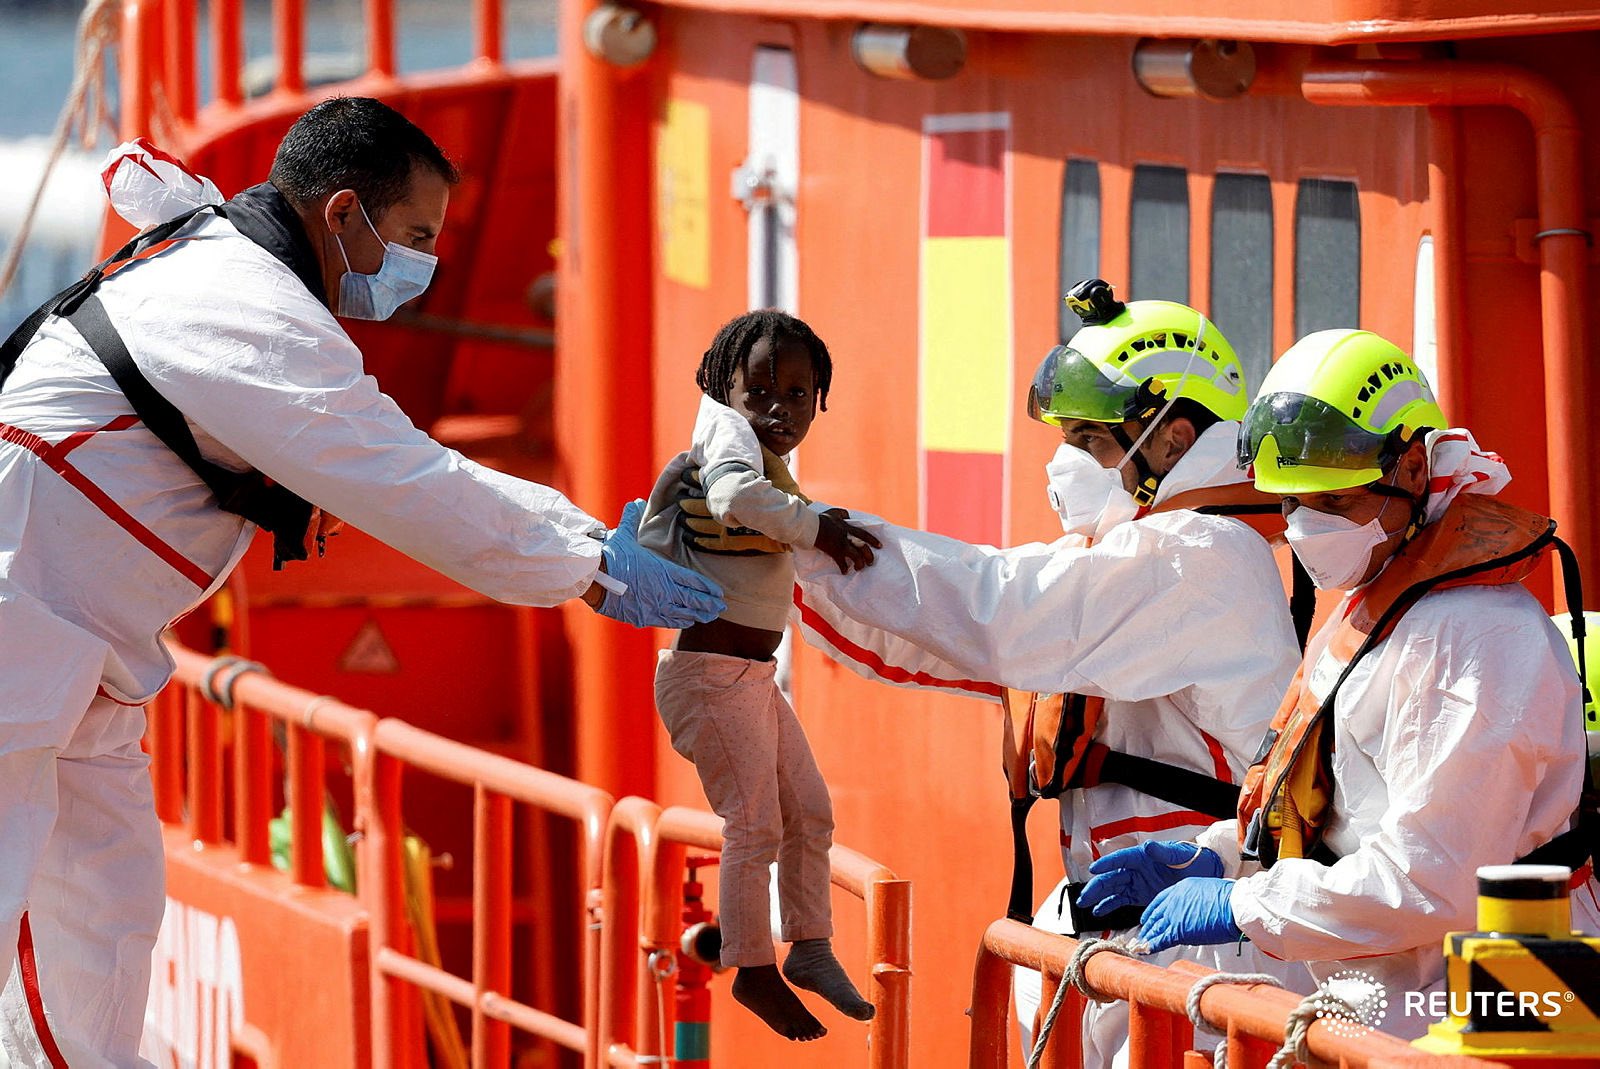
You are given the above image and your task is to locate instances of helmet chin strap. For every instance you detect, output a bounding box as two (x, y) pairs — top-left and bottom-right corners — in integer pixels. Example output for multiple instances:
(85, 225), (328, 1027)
(1369, 465), (1428, 543)
(1113, 314), (1209, 507)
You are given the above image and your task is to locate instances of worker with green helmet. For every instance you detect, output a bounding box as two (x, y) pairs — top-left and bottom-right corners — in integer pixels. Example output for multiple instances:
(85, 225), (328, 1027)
(1081, 327), (1600, 1038)
(790, 279), (1302, 1063)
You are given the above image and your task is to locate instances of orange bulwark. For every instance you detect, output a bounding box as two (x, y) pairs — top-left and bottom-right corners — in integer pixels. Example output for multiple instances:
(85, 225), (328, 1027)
(100, 0), (1600, 1064)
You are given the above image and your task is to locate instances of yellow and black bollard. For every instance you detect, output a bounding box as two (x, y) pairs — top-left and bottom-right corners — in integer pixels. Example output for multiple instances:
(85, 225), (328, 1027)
(1414, 864), (1600, 1061)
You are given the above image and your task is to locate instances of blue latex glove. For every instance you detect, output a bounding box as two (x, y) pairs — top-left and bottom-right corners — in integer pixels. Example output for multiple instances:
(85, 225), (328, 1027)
(595, 500), (726, 629)
(1138, 878), (1241, 954)
(1076, 840), (1223, 918)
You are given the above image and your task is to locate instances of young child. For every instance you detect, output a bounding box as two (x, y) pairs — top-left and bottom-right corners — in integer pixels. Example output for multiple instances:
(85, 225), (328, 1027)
(639, 310), (880, 1041)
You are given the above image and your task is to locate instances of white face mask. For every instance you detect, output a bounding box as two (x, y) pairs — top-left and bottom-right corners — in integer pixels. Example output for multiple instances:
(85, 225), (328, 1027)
(1283, 498), (1394, 590)
(335, 199), (438, 321)
(1045, 443), (1138, 538)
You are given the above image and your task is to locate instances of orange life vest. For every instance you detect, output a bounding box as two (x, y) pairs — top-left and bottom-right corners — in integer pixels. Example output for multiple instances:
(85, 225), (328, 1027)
(1000, 483), (1296, 921)
(1236, 494), (1555, 867)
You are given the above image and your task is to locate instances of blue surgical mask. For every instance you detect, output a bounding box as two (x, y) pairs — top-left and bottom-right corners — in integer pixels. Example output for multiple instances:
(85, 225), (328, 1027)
(335, 200), (437, 321)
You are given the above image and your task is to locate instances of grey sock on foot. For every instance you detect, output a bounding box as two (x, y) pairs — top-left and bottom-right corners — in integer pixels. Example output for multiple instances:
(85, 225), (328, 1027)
(782, 938), (876, 1021)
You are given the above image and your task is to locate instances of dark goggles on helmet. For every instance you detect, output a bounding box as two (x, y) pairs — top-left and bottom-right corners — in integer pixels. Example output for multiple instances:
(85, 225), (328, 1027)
(1026, 346), (1142, 426)
(1237, 392), (1402, 472)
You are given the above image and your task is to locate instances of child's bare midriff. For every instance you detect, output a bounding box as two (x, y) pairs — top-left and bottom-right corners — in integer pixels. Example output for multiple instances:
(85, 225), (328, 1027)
(675, 617), (784, 662)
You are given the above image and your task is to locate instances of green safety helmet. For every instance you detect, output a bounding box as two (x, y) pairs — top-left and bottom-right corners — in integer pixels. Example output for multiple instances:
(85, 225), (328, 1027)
(1238, 329), (1447, 495)
(1553, 611), (1600, 731)
(1026, 278), (1248, 430)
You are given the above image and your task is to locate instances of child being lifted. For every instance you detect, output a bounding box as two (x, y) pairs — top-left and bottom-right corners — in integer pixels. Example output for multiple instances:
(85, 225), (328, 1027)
(639, 310), (881, 1041)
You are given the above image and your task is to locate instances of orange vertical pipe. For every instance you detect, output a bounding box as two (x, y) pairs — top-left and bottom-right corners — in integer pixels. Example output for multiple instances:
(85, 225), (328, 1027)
(600, 797), (659, 1065)
(1426, 106), (1466, 423)
(582, 797), (610, 1069)
(365, 0), (395, 78)
(556, 0), (660, 800)
(968, 933), (1014, 1069)
(234, 702), (272, 866)
(213, 0), (243, 105)
(363, 748), (398, 1069)
(474, 0), (503, 66)
(637, 838), (686, 1059)
(187, 689), (222, 844)
(119, 0), (160, 140)
(868, 876), (913, 1069)
(472, 787), (513, 1067)
(288, 727), (327, 888)
(274, 0), (305, 95)
(162, 0), (197, 122)
(150, 687), (185, 824)
(1302, 61), (1596, 600)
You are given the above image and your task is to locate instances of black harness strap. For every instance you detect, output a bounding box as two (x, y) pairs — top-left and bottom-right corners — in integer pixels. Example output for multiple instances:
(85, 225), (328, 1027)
(1517, 536), (1598, 872)
(1084, 749), (1239, 820)
(0, 202), (315, 568)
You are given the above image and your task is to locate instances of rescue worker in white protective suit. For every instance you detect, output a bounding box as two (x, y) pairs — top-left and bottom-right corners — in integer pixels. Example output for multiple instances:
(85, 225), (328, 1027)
(1079, 329), (1600, 1039)
(786, 280), (1305, 1064)
(0, 99), (722, 1068)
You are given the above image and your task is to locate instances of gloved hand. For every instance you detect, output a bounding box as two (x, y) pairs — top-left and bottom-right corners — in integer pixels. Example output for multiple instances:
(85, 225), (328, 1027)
(1137, 878), (1241, 954)
(595, 500), (726, 629)
(1076, 840), (1222, 918)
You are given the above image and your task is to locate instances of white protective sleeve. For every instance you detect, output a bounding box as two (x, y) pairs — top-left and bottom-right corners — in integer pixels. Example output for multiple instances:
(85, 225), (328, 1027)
(1230, 585), (1587, 963)
(692, 395), (819, 549)
(793, 507), (1290, 704)
(103, 217), (604, 605)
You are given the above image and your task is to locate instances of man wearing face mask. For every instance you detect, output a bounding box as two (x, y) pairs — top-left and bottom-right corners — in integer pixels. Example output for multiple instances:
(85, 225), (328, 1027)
(792, 279), (1302, 1062)
(1079, 328), (1600, 1038)
(0, 99), (721, 1066)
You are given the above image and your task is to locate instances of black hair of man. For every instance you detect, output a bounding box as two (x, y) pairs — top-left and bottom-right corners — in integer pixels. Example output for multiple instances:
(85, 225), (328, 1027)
(269, 97), (459, 222)
(695, 309), (833, 412)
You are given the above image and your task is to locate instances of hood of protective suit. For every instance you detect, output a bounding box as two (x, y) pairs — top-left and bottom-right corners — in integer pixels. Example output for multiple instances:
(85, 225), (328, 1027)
(103, 139), (326, 305)
(1421, 427), (1510, 524)
(1147, 419), (1250, 505)
(102, 138), (223, 227)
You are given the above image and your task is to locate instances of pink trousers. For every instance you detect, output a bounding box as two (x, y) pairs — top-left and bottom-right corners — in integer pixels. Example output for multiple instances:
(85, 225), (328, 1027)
(654, 650), (834, 967)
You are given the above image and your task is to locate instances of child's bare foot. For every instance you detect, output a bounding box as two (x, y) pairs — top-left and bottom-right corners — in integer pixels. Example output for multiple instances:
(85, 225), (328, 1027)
(732, 965), (827, 1040)
(783, 939), (876, 1021)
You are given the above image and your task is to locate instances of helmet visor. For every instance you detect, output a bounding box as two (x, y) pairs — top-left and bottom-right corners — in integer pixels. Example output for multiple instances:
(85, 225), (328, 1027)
(1026, 346), (1138, 426)
(1238, 392), (1395, 473)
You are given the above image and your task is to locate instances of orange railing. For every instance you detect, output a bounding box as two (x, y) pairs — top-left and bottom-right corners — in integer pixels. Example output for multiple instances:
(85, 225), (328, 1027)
(969, 920), (1508, 1069)
(157, 643), (913, 1067)
(119, 0), (517, 140)
(364, 718), (613, 1069)
(152, 646), (379, 1068)
(599, 802), (913, 1069)
(155, 645), (376, 892)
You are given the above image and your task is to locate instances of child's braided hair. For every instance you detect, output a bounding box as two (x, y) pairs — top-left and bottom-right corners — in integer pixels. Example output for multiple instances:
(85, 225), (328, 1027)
(696, 309), (832, 411)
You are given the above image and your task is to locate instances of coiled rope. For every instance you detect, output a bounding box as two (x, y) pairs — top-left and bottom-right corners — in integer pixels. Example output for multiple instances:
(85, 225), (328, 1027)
(1031, 938), (1360, 1069)
(1027, 936), (1142, 1069)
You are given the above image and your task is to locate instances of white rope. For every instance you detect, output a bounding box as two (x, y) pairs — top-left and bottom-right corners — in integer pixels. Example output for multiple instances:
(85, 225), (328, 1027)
(1027, 936), (1141, 1069)
(0, 0), (123, 301)
(1265, 990), (1359, 1069)
(1183, 970), (1285, 1069)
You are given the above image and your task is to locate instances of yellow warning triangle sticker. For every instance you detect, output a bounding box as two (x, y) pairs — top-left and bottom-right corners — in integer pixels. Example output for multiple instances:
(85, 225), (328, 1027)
(338, 619), (400, 674)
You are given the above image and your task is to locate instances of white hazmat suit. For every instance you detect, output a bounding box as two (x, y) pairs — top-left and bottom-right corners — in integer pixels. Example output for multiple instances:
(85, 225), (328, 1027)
(794, 423), (1305, 1063)
(0, 144), (606, 1066)
(1197, 431), (1600, 1039)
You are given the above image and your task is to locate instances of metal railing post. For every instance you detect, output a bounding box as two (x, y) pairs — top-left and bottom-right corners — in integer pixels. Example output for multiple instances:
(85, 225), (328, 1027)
(211, 0), (242, 105)
(866, 875), (912, 1069)
(472, 786), (513, 1066)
